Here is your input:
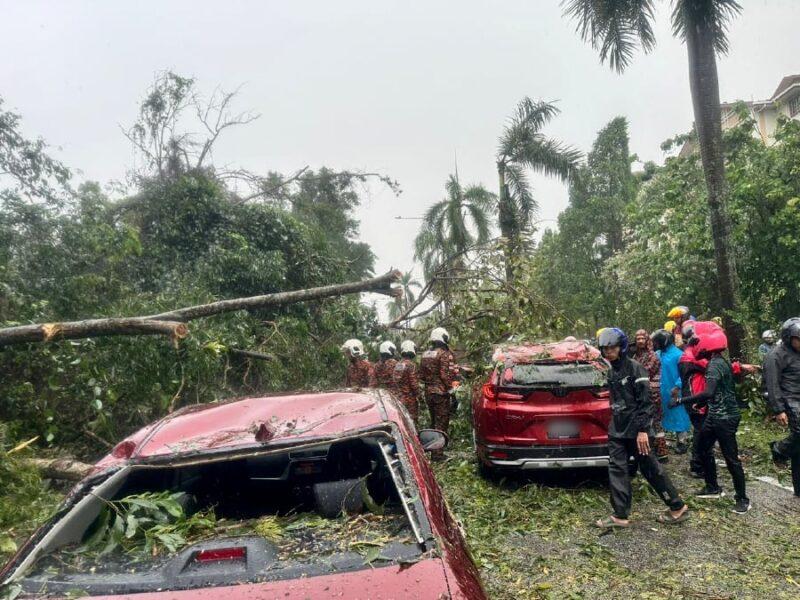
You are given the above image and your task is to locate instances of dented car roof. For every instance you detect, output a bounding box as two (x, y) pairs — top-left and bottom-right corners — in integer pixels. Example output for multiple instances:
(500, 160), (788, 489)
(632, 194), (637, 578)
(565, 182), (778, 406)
(98, 391), (391, 466)
(491, 340), (602, 365)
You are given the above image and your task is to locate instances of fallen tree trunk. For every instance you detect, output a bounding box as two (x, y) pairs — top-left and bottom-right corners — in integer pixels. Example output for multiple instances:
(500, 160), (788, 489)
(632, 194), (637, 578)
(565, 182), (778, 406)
(24, 457), (93, 481)
(146, 269), (401, 321)
(0, 270), (401, 347)
(0, 319), (188, 346)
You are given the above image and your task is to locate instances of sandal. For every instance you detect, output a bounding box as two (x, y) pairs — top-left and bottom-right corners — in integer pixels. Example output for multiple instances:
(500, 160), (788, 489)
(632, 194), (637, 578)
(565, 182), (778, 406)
(594, 516), (630, 529)
(656, 508), (690, 525)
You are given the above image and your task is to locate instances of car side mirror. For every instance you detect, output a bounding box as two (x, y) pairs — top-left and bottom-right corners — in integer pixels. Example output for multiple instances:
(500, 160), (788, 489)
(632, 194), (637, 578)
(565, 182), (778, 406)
(418, 429), (448, 451)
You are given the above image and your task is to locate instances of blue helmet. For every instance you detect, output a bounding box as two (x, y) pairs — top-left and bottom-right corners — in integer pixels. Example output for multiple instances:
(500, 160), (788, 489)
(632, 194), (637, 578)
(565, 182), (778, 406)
(598, 327), (628, 355)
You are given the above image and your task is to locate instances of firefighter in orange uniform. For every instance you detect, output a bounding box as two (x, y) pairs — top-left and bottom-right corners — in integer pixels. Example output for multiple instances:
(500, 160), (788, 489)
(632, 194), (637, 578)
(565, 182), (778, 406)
(392, 340), (420, 424)
(342, 339), (375, 388)
(419, 327), (455, 461)
(373, 341), (398, 390)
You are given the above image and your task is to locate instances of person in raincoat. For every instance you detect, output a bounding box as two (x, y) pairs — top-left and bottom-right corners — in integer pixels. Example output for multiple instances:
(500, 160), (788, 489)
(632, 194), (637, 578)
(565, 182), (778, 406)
(631, 329), (668, 461)
(652, 329), (691, 453)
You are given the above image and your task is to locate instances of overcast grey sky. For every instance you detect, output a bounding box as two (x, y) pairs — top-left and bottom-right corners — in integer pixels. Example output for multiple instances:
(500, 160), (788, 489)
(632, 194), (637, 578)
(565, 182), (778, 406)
(2, 0), (798, 311)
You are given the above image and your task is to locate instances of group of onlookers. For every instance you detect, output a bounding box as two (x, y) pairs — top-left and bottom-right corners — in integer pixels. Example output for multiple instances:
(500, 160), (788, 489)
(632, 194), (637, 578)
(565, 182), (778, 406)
(594, 308), (800, 529)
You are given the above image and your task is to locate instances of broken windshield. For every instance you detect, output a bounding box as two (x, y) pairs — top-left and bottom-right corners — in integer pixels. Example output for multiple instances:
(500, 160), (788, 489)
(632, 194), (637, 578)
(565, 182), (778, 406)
(14, 434), (428, 597)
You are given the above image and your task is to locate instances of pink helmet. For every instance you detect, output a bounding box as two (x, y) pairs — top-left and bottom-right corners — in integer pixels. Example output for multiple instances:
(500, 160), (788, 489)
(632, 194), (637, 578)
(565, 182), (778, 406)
(693, 321), (727, 356)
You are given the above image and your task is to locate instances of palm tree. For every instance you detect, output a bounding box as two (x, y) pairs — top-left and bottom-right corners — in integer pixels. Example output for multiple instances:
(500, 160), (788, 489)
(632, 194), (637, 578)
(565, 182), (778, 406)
(398, 271), (422, 306)
(497, 98), (581, 279)
(414, 174), (496, 280)
(387, 297), (405, 321)
(386, 271), (422, 321)
(561, 0), (744, 356)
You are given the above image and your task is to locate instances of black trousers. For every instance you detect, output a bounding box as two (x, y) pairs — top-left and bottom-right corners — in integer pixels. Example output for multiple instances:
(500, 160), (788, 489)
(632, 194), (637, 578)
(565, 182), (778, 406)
(697, 415), (748, 501)
(689, 411), (706, 474)
(608, 436), (684, 519)
(774, 400), (800, 495)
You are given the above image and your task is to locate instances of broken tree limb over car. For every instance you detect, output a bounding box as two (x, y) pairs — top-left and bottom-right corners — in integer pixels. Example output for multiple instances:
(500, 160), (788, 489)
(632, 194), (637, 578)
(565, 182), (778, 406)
(0, 270), (401, 346)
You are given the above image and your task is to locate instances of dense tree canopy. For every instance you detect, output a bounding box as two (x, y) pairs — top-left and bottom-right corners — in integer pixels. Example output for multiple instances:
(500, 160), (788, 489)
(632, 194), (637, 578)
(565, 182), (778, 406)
(0, 79), (387, 453)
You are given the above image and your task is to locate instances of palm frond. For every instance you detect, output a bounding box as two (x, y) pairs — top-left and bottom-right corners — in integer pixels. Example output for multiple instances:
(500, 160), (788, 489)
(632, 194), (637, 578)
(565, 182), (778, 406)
(671, 0), (742, 55)
(514, 136), (582, 182)
(561, 0), (658, 72)
(444, 174), (463, 203)
(499, 98), (561, 160)
(504, 164), (537, 225)
(463, 185), (498, 213)
(465, 201), (492, 244)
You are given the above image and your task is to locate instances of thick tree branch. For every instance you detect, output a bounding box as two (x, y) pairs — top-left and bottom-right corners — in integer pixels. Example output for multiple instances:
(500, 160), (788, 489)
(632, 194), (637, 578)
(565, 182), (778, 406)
(23, 457), (93, 481)
(146, 269), (401, 321)
(0, 271), (401, 347)
(0, 319), (188, 346)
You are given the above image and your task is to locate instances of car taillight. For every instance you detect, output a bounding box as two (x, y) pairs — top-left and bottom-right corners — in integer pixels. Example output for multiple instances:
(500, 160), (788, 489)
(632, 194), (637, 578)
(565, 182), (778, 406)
(593, 390), (610, 399)
(497, 391), (525, 401)
(194, 547), (246, 563)
(111, 440), (136, 459)
(482, 382), (497, 401)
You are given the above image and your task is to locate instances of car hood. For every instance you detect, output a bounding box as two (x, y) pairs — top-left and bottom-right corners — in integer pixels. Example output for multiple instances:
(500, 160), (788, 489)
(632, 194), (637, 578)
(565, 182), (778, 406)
(78, 558), (450, 599)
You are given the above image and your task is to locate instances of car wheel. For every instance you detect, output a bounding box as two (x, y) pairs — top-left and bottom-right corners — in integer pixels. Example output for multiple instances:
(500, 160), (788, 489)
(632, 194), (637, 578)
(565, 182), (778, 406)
(313, 478), (364, 518)
(477, 460), (499, 481)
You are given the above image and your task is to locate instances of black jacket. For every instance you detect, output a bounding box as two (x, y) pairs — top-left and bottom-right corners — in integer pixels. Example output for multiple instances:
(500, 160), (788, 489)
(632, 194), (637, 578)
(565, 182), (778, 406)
(607, 356), (653, 439)
(763, 344), (800, 414)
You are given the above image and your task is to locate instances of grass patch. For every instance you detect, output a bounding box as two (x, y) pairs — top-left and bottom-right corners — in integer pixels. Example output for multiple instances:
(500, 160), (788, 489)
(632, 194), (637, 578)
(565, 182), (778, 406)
(433, 407), (800, 599)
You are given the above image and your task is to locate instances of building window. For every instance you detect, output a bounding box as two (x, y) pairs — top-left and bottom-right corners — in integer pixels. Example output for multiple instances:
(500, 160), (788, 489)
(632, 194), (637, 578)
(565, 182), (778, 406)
(789, 94), (800, 117)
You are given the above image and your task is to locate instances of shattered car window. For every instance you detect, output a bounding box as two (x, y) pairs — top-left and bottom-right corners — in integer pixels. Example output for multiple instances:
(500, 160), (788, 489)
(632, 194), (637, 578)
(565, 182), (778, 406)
(504, 362), (606, 388)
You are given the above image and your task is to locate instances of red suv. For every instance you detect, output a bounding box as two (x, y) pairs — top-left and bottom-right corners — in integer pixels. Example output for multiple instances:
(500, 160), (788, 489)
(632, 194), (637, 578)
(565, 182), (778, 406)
(473, 340), (611, 476)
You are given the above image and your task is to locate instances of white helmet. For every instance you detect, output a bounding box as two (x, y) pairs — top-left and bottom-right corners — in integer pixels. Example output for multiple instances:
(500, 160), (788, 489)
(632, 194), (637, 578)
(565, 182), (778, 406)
(563, 336), (577, 342)
(762, 329), (777, 342)
(429, 327), (450, 345)
(379, 341), (397, 357)
(400, 340), (417, 356)
(341, 339), (365, 358)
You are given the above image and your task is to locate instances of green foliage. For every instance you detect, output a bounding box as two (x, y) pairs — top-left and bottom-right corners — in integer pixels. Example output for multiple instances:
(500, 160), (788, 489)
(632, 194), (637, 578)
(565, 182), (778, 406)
(0, 171), (379, 449)
(0, 427), (61, 563)
(441, 241), (579, 368)
(531, 117), (636, 332)
(0, 97), (71, 203)
(1, 126), (380, 454)
(496, 98), (580, 253)
(81, 491), (215, 557)
(518, 114), (800, 353)
(414, 174), (496, 279)
(563, 0), (742, 73)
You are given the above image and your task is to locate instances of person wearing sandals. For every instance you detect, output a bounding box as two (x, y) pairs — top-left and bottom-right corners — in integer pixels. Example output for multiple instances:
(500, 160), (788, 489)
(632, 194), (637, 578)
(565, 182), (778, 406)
(595, 328), (689, 529)
(670, 322), (751, 514)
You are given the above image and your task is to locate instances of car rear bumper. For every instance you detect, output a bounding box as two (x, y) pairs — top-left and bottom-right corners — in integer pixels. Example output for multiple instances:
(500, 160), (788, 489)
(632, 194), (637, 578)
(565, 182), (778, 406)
(479, 443), (609, 470)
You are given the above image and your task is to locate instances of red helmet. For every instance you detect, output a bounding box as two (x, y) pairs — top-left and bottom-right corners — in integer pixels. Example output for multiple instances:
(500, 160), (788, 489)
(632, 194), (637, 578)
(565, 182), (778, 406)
(693, 321), (727, 356)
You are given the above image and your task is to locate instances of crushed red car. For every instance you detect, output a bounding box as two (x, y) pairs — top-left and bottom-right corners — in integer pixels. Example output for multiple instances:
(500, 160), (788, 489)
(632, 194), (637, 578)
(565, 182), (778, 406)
(1, 391), (486, 599)
(473, 340), (611, 476)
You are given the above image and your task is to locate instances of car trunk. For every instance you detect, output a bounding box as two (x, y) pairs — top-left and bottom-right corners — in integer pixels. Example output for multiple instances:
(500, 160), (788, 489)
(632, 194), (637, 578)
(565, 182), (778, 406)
(6, 431), (436, 598)
(494, 361), (610, 446)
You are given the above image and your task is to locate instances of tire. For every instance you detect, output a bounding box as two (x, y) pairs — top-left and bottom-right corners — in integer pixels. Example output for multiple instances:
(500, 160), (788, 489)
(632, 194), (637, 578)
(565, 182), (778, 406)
(313, 478), (364, 518)
(477, 460), (499, 481)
